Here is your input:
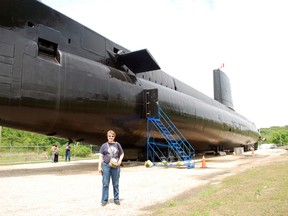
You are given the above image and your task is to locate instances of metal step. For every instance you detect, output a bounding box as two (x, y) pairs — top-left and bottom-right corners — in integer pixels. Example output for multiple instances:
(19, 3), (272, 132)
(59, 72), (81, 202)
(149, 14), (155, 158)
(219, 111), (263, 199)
(146, 106), (195, 168)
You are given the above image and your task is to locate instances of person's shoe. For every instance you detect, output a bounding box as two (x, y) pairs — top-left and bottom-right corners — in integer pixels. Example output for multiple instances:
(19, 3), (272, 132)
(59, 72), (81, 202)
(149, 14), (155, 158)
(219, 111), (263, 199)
(101, 202), (107, 206)
(114, 200), (120, 205)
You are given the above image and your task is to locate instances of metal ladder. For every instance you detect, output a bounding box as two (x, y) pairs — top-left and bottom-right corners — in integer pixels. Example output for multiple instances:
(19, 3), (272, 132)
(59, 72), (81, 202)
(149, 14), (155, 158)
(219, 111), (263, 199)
(146, 106), (195, 168)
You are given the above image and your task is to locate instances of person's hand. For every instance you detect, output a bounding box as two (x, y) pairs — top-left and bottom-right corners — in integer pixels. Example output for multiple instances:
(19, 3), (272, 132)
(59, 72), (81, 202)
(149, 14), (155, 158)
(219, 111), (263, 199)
(98, 168), (103, 175)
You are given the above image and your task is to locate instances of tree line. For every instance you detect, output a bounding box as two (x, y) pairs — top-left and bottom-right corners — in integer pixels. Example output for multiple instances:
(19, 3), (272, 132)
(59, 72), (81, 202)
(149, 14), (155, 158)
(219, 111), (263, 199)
(260, 125), (288, 146)
(0, 127), (98, 157)
(1, 127), (68, 147)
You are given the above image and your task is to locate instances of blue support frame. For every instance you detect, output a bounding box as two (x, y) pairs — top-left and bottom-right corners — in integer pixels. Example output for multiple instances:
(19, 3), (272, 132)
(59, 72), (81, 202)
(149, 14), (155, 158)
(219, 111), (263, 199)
(146, 106), (195, 168)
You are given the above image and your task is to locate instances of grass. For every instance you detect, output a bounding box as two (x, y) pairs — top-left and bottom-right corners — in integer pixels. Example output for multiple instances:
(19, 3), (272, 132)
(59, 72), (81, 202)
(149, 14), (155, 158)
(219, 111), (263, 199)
(0, 152), (99, 165)
(145, 153), (288, 216)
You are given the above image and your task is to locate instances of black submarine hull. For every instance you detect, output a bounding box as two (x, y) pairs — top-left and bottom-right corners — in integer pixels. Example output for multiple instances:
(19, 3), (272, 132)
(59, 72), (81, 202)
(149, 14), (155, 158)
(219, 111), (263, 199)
(0, 0), (259, 158)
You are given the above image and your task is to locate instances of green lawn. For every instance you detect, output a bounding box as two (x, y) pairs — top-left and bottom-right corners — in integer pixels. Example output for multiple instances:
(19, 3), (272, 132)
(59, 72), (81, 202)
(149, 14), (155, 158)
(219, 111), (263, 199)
(145, 153), (288, 216)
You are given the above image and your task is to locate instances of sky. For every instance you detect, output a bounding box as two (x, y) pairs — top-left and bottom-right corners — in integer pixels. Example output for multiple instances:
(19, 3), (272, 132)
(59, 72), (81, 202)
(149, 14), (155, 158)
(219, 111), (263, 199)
(42, 0), (288, 129)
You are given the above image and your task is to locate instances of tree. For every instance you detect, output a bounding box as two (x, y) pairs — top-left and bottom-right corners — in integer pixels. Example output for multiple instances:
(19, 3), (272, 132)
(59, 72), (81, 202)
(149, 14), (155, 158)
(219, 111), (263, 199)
(1, 127), (67, 146)
(270, 131), (288, 146)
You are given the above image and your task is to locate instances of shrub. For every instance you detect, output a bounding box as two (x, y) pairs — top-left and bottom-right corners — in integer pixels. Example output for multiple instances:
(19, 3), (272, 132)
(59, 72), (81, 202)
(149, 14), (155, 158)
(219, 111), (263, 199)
(69, 145), (91, 157)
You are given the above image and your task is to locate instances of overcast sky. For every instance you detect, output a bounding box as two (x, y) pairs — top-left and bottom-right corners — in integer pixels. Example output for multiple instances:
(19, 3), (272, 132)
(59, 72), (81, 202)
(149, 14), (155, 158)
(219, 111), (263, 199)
(42, 0), (288, 129)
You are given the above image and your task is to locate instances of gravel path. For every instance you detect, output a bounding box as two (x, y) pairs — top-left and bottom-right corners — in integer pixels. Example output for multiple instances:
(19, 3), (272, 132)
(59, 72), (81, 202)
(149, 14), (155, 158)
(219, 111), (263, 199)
(0, 149), (287, 216)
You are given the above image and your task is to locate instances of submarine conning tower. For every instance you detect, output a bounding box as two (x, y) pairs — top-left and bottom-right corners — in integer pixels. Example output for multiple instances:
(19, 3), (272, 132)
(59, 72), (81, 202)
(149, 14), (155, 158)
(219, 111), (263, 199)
(213, 69), (234, 111)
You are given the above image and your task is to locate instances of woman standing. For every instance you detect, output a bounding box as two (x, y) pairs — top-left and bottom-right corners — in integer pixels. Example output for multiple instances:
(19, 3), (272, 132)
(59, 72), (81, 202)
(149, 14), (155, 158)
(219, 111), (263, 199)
(51, 144), (56, 163)
(98, 130), (124, 206)
(54, 144), (59, 163)
(51, 143), (59, 163)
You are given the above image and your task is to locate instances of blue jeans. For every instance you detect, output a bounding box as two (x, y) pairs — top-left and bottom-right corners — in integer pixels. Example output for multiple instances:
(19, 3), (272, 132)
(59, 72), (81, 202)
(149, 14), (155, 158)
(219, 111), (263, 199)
(101, 163), (120, 203)
(65, 151), (70, 161)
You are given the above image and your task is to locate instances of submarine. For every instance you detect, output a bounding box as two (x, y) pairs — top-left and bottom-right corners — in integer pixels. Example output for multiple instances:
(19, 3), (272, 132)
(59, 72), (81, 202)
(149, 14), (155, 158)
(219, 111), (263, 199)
(0, 0), (259, 159)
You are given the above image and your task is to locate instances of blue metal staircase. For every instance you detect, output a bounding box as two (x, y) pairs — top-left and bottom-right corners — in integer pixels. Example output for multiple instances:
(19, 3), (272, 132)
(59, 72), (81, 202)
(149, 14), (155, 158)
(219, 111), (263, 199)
(146, 106), (195, 168)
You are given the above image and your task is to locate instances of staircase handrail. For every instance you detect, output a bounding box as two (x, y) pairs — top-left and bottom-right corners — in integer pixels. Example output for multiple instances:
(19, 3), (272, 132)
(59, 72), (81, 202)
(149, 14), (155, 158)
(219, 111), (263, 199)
(158, 107), (195, 157)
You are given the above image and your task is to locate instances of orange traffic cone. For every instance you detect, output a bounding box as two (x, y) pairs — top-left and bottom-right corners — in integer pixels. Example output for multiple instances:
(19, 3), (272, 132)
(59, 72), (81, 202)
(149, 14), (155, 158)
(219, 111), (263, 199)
(201, 155), (207, 168)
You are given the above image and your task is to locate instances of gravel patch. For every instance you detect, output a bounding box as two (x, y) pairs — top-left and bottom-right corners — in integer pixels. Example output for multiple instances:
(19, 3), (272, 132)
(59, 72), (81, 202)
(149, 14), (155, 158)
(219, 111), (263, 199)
(0, 149), (286, 216)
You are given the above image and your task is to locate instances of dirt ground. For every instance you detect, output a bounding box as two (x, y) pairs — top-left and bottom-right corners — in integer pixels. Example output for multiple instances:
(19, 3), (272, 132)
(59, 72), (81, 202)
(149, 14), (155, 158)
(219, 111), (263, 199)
(0, 148), (287, 216)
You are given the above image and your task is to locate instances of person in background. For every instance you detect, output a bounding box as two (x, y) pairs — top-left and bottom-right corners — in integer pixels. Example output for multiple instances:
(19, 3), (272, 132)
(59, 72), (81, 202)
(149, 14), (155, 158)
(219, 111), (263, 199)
(51, 143), (59, 163)
(54, 144), (59, 163)
(51, 144), (56, 163)
(98, 130), (124, 206)
(65, 143), (71, 162)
